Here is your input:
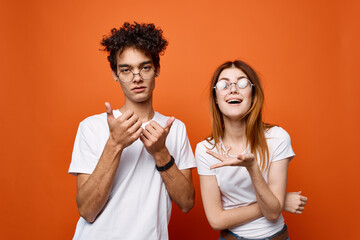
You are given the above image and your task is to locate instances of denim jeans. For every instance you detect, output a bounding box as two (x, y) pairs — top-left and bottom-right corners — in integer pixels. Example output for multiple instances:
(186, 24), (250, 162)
(219, 224), (289, 240)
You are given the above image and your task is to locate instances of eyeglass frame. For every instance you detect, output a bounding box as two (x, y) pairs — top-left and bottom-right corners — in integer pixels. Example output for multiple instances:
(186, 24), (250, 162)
(213, 77), (254, 94)
(116, 65), (158, 83)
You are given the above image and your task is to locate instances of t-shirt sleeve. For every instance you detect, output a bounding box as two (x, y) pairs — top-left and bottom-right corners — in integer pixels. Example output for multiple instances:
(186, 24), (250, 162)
(271, 127), (295, 162)
(172, 120), (196, 170)
(68, 121), (101, 175)
(195, 142), (216, 176)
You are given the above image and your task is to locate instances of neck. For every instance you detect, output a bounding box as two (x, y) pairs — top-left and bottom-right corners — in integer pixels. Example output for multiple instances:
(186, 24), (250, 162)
(119, 98), (155, 123)
(222, 117), (248, 153)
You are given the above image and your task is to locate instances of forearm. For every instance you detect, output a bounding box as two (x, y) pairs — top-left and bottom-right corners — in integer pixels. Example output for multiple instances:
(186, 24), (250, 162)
(247, 165), (282, 221)
(200, 175), (263, 230)
(207, 203), (263, 230)
(154, 151), (194, 213)
(76, 140), (123, 222)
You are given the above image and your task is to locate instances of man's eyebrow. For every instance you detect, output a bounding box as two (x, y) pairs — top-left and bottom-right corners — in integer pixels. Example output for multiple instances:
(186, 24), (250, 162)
(140, 61), (152, 66)
(118, 64), (130, 68)
(118, 61), (153, 68)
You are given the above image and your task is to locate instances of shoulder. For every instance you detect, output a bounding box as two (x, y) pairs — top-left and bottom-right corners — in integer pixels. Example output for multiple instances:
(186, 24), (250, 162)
(195, 139), (214, 153)
(265, 126), (291, 141)
(266, 126), (295, 161)
(78, 112), (109, 134)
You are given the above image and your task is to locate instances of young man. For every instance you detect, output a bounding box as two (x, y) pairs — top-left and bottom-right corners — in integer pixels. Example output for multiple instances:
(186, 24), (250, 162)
(68, 22), (195, 240)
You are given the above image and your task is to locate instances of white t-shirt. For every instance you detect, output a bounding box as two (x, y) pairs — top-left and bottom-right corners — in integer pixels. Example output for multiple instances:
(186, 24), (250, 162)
(69, 110), (195, 240)
(195, 126), (294, 239)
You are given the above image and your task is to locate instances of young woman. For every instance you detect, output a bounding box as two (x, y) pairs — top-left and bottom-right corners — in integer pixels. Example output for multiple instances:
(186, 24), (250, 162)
(195, 60), (307, 240)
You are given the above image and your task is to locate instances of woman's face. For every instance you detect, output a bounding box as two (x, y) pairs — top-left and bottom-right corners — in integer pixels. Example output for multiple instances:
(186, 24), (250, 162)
(214, 67), (253, 121)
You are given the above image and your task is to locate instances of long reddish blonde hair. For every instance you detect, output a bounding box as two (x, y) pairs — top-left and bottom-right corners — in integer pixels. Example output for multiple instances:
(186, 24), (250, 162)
(207, 60), (274, 171)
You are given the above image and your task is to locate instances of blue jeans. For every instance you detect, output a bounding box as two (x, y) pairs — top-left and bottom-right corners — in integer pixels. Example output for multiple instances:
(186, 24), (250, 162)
(219, 224), (289, 240)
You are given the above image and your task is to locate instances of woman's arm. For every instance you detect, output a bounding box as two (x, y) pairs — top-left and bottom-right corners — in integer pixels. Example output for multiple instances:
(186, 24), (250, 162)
(199, 175), (263, 230)
(208, 147), (290, 222)
(247, 158), (290, 221)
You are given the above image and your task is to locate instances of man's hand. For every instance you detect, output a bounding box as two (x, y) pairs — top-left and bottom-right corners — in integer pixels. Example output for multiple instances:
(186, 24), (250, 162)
(140, 117), (175, 161)
(284, 191), (308, 214)
(105, 102), (143, 149)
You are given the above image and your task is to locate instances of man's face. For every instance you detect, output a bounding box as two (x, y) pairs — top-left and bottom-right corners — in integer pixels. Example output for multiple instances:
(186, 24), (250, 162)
(115, 47), (157, 104)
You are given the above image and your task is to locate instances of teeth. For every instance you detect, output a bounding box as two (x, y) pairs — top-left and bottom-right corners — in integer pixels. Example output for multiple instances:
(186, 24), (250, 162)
(227, 99), (241, 104)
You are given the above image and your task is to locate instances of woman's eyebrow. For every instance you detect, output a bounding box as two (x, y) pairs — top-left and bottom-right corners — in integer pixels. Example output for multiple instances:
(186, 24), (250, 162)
(219, 76), (247, 81)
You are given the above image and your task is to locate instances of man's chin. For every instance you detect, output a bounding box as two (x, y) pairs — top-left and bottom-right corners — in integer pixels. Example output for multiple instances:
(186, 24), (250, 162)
(129, 95), (152, 103)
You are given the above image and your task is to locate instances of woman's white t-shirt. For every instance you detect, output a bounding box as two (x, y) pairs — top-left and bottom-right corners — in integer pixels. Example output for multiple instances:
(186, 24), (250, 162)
(195, 126), (295, 239)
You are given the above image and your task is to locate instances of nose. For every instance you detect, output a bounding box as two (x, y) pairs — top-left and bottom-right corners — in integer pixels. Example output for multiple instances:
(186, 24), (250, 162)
(132, 72), (143, 82)
(229, 82), (238, 93)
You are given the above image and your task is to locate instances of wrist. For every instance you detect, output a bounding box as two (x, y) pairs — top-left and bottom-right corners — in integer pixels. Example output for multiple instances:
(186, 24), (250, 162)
(156, 155), (175, 172)
(246, 161), (259, 173)
(153, 148), (170, 166)
(107, 137), (124, 152)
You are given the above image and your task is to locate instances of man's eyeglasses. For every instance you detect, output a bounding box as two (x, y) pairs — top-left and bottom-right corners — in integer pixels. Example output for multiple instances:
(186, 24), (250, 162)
(214, 78), (254, 95)
(117, 66), (156, 83)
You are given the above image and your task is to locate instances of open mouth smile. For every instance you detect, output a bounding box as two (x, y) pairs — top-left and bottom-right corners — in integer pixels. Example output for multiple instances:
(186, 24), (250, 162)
(226, 99), (242, 104)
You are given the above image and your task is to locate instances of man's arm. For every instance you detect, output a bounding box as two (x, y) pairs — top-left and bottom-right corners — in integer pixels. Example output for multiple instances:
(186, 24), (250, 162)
(284, 191), (308, 214)
(140, 118), (195, 212)
(75, 102), (142, 222)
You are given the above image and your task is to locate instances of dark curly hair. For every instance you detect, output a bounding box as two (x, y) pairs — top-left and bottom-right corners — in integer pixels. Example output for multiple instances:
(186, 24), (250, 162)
(101, 22), (168, 73)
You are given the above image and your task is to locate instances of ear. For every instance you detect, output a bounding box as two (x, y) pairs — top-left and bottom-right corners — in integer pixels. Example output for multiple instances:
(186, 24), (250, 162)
(155, 67), (160, 77)
(111, 70), (119, 82)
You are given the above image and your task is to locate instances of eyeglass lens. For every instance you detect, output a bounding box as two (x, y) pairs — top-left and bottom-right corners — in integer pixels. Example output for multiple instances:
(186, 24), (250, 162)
(118, 67), (155, 82)
(215, 78), (251, 91)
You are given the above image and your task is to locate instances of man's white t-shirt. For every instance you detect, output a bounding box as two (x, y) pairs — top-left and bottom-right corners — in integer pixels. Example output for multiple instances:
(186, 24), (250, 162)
(195, 126), (294, 239)
(69, 110), (195, 240)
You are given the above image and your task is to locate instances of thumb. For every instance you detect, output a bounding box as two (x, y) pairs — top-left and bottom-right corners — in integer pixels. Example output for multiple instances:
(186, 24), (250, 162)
(105, 102), (115, 120)
(164, 117), (175, 133)
(297, 191), (302, 195)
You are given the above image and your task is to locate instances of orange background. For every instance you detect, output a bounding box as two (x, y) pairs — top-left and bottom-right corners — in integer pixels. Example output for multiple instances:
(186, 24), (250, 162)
(1, 0), (359, 239)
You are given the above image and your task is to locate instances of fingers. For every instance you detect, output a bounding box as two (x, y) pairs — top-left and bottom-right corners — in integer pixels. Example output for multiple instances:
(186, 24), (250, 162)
(210, 162), (227, 169)
(237, 153), (255, 161)
(164, 117), (175, 133)
(128, 117), (142, 133)
(142, 118), (174, 141)
(133, 126), (143, 139)
(225, 146), (231, 156)
(127, 113), (140, 127)
(300, 195), (308, 202)
(206, 150), (221, 160)
(142, 124), (156, 141)
(119, 109), (135, 122)
(105, 102), (115, 120)
(139, 133), (148, 144)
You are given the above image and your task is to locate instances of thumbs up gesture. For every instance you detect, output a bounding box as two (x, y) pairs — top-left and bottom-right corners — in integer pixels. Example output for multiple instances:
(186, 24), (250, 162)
(140, 117), (175, 159)
(105, 102), (143, 149)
